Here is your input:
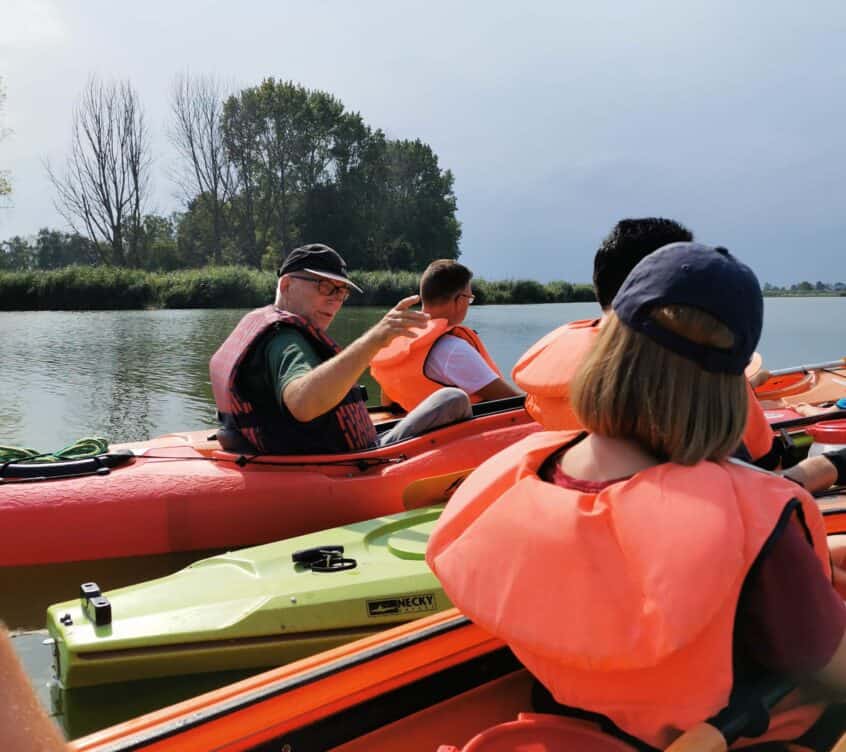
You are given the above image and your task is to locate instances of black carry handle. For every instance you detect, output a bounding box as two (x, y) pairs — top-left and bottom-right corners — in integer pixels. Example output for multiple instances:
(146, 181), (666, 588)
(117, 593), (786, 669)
(0, 449), (134, 482)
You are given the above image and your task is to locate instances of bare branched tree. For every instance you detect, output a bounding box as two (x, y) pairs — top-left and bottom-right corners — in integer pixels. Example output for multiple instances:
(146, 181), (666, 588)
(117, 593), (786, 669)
(47, 76), (150, 266)
(169, 73), (233, 264)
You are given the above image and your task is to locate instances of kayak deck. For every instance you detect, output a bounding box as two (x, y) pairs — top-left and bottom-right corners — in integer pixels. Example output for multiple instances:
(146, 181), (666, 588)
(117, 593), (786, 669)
(48, 506), (448, 688)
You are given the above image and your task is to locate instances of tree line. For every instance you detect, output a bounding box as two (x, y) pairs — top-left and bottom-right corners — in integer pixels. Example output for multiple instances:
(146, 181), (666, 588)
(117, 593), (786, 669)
(763, 282), (846, 295)
(0, 266), (597, 310)
(3, 75), (460, 272)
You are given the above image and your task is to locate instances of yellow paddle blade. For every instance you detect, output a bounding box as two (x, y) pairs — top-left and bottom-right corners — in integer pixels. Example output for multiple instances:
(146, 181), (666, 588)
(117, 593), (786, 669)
(402, 468), (473, 510)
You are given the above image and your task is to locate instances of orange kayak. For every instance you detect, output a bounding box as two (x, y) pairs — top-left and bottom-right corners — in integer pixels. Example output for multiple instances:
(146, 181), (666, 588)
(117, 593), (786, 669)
(754, 362), (846, 406)
(0, 398), (538, 568)
(69, 495), (846, 752)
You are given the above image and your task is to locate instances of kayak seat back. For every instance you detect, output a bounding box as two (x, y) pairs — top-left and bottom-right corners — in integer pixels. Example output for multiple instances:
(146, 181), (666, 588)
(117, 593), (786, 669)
(437, 713), (639, 752)
(216, 426), (258, 453)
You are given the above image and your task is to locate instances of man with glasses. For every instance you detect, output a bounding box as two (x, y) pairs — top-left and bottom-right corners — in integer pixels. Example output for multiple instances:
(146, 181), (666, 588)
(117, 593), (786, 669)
(371, 259), (520, 412)
(210, 244), (472, 454)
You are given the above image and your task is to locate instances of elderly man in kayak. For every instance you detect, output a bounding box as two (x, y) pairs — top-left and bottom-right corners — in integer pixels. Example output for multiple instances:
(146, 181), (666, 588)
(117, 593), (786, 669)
(210, 244), (471, 454)
(512, 217), (845, 492)
(371, 259), (520, 411)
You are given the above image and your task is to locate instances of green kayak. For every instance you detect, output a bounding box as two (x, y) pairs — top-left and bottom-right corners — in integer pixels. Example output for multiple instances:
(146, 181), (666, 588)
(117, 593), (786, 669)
(46, 505), (447, 688)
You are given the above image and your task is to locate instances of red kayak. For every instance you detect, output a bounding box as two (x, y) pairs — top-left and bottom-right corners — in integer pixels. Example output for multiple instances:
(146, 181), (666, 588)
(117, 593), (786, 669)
(0, 398), (538, 568)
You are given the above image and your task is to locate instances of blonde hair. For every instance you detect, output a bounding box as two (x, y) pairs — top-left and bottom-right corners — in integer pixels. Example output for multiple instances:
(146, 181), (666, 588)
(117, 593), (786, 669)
(570, 307), (748, 465)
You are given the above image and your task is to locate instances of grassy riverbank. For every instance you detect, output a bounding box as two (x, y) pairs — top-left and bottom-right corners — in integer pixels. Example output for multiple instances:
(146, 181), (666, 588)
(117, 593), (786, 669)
(0, 266), (596, 310)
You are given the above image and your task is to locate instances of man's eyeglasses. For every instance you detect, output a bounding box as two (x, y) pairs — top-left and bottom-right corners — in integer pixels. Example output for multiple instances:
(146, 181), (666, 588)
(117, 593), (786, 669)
(455, 293), (475, 305)
(289, 275), (351, 301)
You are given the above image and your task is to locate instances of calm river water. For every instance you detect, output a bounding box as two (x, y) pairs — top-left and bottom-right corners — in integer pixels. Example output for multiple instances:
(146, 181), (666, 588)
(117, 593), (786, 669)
(2, 297), (845, 448)
(2, 296), (846, 740)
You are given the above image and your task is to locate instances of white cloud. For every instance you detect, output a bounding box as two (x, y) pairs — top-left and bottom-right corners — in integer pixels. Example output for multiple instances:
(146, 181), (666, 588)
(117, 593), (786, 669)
(0, 0), (66, 48)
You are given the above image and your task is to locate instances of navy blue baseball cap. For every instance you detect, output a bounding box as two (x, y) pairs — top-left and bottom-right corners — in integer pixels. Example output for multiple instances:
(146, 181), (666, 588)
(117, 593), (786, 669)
(611, 242), (763, 374)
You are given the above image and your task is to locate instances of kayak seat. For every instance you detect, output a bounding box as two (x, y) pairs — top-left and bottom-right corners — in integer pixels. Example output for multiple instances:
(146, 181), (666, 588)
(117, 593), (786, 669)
(215, 427), (259, 453)
(436, 713), (640, 751)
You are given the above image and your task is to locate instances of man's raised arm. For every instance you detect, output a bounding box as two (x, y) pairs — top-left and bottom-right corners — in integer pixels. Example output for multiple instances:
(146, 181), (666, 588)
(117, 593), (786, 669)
(283, 296), (429, 422)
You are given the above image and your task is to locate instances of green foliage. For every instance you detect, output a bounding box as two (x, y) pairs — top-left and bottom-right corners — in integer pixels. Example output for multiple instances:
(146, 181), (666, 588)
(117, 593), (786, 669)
(0, 236), (36, 270)
(139, 214), (180, 270)
(0, 229), (99, 270)
(152, 266), (273, 308)
(474, 279), (548, 305)
(0, 267), (596, 310)
(0, 266), (152, 309)
(570, 283), (596, 302)
(349, 270), (420, 306)
(218, 79), (461, 271)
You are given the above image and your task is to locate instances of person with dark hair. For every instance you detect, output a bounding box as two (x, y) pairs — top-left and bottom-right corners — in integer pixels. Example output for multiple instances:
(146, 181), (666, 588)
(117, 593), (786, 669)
(512, 218), (839, 489)
(371, 259), (519, 411)
(210, 244), (471, 454)
(514, 217), (694, 430)
(592, 218), (694, 309)
(429, 244), (846, 749)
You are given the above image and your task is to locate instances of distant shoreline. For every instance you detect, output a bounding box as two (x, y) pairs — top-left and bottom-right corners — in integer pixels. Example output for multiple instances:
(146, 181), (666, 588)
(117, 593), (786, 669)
(0, 265), (596, 310)
(0, 266), (842, 311)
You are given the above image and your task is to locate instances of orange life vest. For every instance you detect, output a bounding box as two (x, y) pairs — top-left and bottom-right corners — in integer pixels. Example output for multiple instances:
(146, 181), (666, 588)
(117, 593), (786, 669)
(427, 431), (831, 749)
(371, 319), (504, 411)
(511, 321), (776, 463)
(742, 383), (777, 464)
(511, 319), (599, 430)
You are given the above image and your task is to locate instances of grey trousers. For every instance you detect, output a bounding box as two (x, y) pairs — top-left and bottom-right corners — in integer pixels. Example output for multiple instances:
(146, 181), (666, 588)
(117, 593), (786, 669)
(377, 388), (472, 446)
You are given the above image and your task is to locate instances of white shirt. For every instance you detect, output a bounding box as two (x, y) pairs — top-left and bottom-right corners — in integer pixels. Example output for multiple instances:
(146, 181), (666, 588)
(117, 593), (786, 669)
(424, 334), (499, 395)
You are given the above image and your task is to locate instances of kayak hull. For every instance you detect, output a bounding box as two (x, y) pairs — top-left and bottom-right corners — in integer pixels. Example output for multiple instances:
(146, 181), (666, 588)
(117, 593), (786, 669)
(1, 402), (537, 567)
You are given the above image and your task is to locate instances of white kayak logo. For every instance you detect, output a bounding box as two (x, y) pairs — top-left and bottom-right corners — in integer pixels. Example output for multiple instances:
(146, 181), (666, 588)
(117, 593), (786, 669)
(367, 593), (437, 617)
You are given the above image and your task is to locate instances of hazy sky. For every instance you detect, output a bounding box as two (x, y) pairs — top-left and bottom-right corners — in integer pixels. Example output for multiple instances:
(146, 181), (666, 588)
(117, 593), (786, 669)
(2, 0), (844, 284)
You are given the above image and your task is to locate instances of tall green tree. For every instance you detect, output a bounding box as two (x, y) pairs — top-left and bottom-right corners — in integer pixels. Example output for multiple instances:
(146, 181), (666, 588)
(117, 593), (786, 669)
(34, 228), (99, 269)
(217, 79), (461, 271)
(0, 236), (33, 270)
(383, 139), (461, 268)
(222, 87), (263, 266)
